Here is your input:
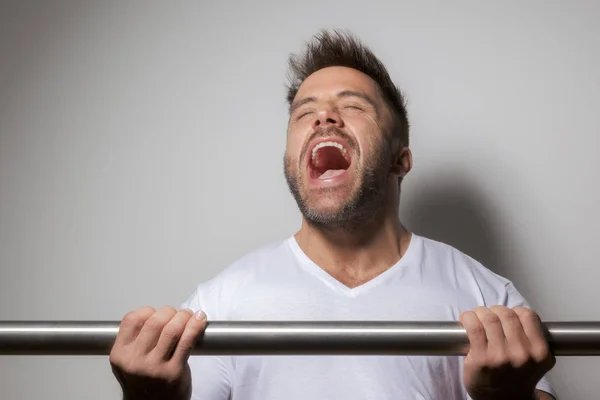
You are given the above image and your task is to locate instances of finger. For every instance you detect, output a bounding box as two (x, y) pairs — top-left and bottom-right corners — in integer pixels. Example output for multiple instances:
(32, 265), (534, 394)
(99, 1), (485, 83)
(460, 310), (487, 357)
(171, 310), (207, 365)
(115, 306), (156, 346)
(491, 305), (530, 366)
(153, 309), (194, 360)
(513, 306), (551, 363)
(135, 306), (178, 354)
(474, 306), (507, 353)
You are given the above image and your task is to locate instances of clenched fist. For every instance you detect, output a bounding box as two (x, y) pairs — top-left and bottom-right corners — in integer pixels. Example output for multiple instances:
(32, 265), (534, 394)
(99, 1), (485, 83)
(460, 306), (556, 400)
(110, 306), (207, 400)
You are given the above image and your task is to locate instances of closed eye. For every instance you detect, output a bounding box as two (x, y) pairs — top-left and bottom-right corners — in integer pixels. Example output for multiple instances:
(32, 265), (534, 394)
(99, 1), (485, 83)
(344, 105), (364, 111)
(295, 111), (313, 120)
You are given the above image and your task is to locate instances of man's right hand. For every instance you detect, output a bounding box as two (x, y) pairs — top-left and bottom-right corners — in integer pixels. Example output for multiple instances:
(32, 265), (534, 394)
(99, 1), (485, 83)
(109, 306), (207, 400)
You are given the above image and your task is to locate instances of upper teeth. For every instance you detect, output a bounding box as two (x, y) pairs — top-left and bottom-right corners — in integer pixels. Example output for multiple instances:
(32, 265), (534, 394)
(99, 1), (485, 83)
(312, 141), (347, 161)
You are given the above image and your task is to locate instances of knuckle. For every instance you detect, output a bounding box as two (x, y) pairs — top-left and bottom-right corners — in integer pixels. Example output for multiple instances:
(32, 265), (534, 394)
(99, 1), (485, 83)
(522, 308), (536, 319)
(134, 356), (167, 378)
(483, 312), (501, 325)
(124, 360), (141, 375)
(489, 305), (509, 314)
(468, 322), (485, 337)
(503, 311), (520, 325)
(515, 307), (538, 321)
(121, 307), (155, 327)
(493, 306), (517, 321)
(178, 308), (194, 318)
(512, 305), (528, 313)
(162, 325), (184, 341)
(459, 311), (473, 326)
(511, 356), (529, 369)
(139, 305), (157, 314)
(141, 307), (177, 331)
(460, 310), (477, 324)
(144, 312), (173, 332)
(160, 311), (190, 339)
(122, 311), (143, 327)
(136, 358), (175, 381)
(526, 310), (540, 323)
(108, 350), (122, 367)
(510, 349), (531, 368)
(175, 310), (194, 326)
(143, 317), (164, 331)
(467, 354), (485, 368)
(531, 343), (551, 362)
(474, 306), (488, 315)
(121, 357), (145, 376)
(489, 353), (510, 368)
(159, 305), (178, 316)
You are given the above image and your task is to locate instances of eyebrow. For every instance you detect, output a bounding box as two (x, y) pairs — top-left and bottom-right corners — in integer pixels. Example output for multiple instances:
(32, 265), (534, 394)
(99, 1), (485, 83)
(289, 90), (379, 115)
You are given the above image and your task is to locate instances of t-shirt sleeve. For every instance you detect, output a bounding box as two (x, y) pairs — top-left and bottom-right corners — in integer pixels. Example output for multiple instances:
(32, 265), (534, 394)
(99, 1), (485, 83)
(502, 282), (557, 399)
(181, 288), (232, 400)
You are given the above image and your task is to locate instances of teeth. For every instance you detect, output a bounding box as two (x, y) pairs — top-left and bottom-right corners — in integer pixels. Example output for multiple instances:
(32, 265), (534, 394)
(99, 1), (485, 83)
(311, 141), (347, 162)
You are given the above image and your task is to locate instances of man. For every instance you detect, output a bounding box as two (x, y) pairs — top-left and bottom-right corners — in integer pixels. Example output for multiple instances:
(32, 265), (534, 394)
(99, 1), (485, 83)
(110, 30), (557, 400)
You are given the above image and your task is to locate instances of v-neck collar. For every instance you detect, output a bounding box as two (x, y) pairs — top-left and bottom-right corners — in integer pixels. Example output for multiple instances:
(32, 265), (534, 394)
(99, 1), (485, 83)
(287, 233), (421, 297)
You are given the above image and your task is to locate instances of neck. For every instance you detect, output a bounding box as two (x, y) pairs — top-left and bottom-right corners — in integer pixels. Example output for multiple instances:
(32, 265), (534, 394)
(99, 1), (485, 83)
(294, 194), (412, 288)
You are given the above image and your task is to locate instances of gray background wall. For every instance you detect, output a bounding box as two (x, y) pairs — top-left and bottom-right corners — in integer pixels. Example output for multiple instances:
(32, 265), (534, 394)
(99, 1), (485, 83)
(1, 1), (598, 398)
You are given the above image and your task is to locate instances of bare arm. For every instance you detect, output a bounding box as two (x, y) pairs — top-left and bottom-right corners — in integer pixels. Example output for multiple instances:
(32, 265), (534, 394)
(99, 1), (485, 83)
(536, 390), (555, 400)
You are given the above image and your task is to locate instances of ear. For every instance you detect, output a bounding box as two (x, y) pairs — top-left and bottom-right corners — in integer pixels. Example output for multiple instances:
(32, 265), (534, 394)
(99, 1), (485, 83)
(390, 147), (412, 178)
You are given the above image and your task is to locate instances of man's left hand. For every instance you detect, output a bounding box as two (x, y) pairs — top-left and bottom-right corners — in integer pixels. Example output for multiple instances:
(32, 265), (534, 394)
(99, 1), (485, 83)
(460, 306), (556, 400)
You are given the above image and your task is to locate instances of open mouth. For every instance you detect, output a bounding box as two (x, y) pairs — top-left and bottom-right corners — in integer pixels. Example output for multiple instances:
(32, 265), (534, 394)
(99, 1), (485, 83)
(308, 140), (352, 180)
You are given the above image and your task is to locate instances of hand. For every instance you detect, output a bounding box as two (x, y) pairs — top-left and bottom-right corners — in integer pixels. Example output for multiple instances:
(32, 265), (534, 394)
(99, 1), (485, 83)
(459, 306), (556, 400)
(110, 306), (207, 400)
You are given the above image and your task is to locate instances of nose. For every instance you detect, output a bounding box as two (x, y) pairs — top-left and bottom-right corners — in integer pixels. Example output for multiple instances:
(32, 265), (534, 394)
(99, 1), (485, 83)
(311, 105), (343, 130)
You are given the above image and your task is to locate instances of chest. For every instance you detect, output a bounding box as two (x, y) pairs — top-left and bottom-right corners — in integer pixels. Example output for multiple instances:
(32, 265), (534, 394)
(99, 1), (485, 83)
(227, 270), (477, 322)
(230, 354), (466, 400)
(225, 262), (476, 399)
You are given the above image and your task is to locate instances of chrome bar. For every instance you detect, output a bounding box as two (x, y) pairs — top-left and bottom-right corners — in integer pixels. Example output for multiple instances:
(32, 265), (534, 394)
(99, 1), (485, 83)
(0, 321), (599, 356)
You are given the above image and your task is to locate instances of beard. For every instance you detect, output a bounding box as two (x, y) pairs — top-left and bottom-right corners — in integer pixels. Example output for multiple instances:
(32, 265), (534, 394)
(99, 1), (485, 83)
(284, 131), (392, 232)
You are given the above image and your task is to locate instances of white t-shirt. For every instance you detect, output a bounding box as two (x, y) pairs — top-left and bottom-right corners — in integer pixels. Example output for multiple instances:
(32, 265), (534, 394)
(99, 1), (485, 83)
(181, 234), (556, 400)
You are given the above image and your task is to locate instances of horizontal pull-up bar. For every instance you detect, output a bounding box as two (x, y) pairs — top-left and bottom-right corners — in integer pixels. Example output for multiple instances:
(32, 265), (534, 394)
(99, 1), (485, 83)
(1, 321), (599, 356)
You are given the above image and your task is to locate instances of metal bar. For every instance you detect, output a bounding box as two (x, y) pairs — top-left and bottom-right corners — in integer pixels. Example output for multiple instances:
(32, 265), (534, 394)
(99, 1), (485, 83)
(0, 321), (599, 356)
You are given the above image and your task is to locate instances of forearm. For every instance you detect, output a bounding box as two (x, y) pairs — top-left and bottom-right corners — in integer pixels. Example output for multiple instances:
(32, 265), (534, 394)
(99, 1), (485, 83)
(536, 390), (556, 400)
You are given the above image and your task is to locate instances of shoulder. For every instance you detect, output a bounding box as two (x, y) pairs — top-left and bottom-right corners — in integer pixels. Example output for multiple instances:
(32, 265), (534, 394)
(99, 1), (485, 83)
(415, 234), (516, 305)
(182, 238), (293, 316)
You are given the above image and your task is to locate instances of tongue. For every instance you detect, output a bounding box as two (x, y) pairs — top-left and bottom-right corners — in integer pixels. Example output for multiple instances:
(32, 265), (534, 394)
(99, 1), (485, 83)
(319, 169), (346, 180)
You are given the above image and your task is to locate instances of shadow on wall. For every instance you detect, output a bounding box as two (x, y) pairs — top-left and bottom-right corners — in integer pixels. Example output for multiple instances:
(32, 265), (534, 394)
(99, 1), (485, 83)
(401, 174), (511, 279)
(401, 173), (561, 395)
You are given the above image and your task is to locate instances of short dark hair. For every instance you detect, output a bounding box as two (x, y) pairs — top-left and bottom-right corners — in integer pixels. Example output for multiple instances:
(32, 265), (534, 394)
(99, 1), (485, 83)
(286, 29), (409, 146)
